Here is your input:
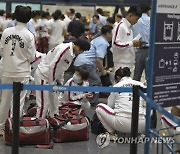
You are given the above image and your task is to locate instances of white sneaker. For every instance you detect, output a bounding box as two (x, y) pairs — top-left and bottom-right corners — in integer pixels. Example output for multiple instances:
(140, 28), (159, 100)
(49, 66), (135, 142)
(108, 133), (118, 142)
(0, 129), (4, 137)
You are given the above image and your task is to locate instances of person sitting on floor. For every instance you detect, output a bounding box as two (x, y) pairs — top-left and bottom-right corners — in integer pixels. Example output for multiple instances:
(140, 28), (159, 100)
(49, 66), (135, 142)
(96, 67), (146, 140)
(58, 66), (93, 111)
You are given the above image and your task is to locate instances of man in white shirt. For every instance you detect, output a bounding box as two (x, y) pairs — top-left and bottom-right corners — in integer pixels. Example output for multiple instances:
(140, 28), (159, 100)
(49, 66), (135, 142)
(48, 10), (67, 50)
(133, 4), (151, 81)
(0, 5), (36, 133)
(112, 6), (142, 74)
(34, 38), (90, 118)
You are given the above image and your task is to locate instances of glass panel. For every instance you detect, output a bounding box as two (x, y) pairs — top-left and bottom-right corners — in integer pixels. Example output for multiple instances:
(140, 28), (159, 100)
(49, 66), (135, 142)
(11, 3), (40, 12)
(0, 2), (6, 10)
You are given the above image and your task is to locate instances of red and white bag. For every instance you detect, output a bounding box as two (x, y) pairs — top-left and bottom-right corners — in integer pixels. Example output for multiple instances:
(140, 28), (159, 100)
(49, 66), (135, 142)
(5, 117), (51, 146)
(48, 106), (89, 143)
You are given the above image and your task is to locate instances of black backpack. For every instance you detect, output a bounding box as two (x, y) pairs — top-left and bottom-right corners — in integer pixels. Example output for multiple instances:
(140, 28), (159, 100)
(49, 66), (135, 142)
(91, 113), (106, 135)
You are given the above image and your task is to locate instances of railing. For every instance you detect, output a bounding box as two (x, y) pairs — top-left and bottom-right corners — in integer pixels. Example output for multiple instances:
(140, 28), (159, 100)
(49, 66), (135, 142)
(0, 83), (179, 154)
(139, 90), (180, 154)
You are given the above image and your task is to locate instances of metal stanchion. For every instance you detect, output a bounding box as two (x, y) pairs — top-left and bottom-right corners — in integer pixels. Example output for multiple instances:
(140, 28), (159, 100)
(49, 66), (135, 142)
(12, 82), (23, 154)
(130, 85), (140, 154)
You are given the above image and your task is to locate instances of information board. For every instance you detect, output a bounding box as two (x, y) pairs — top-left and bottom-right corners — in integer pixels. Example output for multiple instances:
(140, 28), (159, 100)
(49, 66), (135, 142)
(152, 0), (180, 106)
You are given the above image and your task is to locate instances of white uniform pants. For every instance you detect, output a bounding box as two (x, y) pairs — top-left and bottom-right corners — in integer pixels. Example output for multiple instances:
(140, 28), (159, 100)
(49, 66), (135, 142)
(34, 72), (59, 118)
(96, 103), (145, 133)
(0, 76), (29, 129)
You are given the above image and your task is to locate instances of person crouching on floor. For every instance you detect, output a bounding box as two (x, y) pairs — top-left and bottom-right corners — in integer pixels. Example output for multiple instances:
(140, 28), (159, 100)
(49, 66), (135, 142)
(96, 67), (146, 140)
(58, 66), (93, 111)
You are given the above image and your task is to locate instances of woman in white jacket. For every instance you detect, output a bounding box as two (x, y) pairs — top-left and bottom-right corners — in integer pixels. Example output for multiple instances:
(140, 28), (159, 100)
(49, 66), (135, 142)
(96, 67), (146, 139)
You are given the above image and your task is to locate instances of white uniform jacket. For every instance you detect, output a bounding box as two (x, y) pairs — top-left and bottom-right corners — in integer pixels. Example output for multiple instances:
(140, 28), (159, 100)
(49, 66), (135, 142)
(107, 77), (146, 119)
(36, 42), (74, 84)
(0, 22), (36, 77)
(30, 51), (46, 77)
(112, 18), (135, 66)
(59, 78), (89, 106)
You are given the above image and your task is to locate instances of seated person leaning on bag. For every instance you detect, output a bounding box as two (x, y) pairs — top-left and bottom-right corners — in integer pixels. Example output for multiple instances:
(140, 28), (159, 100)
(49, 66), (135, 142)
(58, 66), (93, 111)
(96, 67), (146, 139)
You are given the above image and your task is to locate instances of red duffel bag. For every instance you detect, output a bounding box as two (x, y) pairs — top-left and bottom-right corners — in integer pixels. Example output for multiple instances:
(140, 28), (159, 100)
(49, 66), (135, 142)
(5, 117), (51, 146)
(59, 103), (85, 115)
(48, 108), (89, 143)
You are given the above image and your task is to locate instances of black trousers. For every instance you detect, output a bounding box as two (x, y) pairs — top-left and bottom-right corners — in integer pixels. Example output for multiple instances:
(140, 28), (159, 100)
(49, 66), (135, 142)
(133, 48), (149, 81)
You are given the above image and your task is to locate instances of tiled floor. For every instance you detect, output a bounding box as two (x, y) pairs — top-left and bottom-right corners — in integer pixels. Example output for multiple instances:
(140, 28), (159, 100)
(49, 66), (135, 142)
(0, 106), (172, 154)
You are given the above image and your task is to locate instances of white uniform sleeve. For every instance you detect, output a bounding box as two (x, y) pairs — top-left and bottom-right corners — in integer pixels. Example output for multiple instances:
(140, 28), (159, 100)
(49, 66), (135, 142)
(0, 34), (4, 56)
(113, 24), (133, 49)
(26, 35), (36, 62)
(69, 92), (86, 102)
(68, 80), (87, 102)
(49, 46), (71, 85)
(107, 92), (116, 108)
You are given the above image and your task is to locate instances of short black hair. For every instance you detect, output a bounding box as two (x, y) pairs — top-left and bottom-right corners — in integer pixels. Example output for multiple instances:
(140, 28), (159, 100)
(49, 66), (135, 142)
(115, 67), (131, 80)
(69, 8), (75, 15)
(93, 14), (99, 20)
(53, 10), (61, 20)
(76, 66), (89, 80)
(0, 10), (5, 16)
(6, 12), (12, 19)
(96, 8), (103, 15)
(140, 3), (151, 13)
(60, 14), (65, 20)
(73, 37), (90, 51)
(41, 11), (48, 18)
(75, 12), (81, 19)
(31, 10), (40, 18)
(107, 17), (115, 24)
(115, 13), (122, 19)
(127, 6), (142, 17)
(101, 25), (113, 35)
(15, 5), (31, 23)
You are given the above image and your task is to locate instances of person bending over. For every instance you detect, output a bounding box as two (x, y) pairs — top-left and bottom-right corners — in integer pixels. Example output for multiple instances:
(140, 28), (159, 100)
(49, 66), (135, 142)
(34, 38), (90, 118)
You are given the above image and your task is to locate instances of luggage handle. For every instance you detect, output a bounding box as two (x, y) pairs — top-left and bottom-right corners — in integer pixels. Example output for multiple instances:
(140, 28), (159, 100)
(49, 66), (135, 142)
(20, 117), (41, 126)
(53, 116), (71, 129)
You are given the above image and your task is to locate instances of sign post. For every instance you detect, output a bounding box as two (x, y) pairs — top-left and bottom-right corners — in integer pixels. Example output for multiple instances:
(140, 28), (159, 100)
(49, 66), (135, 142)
(145, 0), (180, 153)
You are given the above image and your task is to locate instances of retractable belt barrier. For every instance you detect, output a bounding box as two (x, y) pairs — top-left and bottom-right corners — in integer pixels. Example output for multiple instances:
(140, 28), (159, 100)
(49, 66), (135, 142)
(0, 83), (147, 93)
(0, 83), (179, 154)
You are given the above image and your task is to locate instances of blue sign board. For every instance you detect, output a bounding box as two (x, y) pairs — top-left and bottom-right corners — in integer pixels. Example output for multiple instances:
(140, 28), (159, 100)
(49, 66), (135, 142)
(151, 0), (180, 107)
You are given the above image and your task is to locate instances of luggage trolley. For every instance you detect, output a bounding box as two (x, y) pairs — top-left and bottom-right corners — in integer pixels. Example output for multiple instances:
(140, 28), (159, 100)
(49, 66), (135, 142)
(156, 115), (180, 154)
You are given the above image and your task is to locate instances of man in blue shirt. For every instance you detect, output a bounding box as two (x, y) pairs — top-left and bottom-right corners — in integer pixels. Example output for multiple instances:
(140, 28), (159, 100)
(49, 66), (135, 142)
(88, 8), (107, 36)
(74, 25), (113, 105)
(133, 4), (151, 81)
